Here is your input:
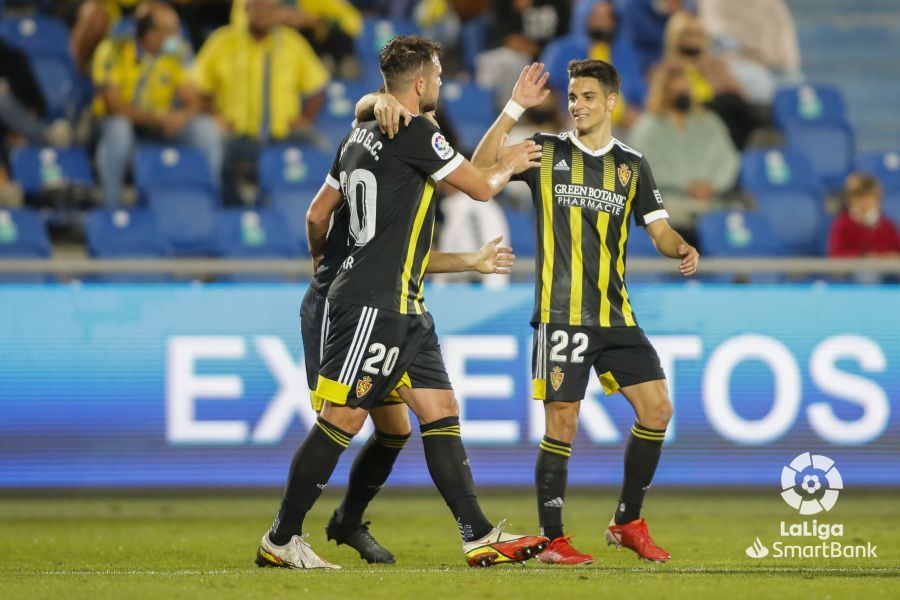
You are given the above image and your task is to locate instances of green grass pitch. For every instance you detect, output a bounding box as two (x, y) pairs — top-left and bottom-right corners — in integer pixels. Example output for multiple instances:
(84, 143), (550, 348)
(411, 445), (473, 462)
(1, 489), (896, 599)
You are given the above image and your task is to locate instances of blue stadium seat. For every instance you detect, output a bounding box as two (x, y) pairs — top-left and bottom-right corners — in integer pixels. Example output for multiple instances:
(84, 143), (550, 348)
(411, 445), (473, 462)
(316, 80), (372, 147)
(84, 209), (174, 282)
(133, 145), (216, 198)
(440, 80), (495, 151)
(784, 121), (854, 188)
(697, 211), (784, 257)
(270, 191), (315, 254)
(146, 189), (218, 256)
(215, 208), (296, 258)
(0, 207), (51, 282)
(0, 16), (80, 119)
(9, 146), (94, 195)
(739, 148), (821, 193)
(357, 17), (418, 83)
(215, 208), (297, 282)
(753, 189), (826, 256)
(85, 209), (173, 258)
(772, 83), (848, 129)
(502, 207), (536, 257)
(855, 150), (900, 193)
(625, 226), (658, 257)
(258, 144), (332, 198)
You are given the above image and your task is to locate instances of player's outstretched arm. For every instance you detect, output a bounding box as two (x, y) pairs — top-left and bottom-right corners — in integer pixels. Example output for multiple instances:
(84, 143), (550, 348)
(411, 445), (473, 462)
(355, 91), (412, 139)
(443, 141), (542, 201)
(646, 219), (700, 277)
(471, 62), (550, 168)
(426, 237), (515, 274)
(305, 182), (343, 269)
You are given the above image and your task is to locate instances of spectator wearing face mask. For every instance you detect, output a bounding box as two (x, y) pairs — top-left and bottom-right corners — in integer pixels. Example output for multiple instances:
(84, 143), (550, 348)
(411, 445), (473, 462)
(92, 1), (222, 208)
(629, 61), (739, 239)
(829, 173), (900, 258)
(660, 11), (762, 149)
(541, 0), (645, 129)
(621, 0), (694, 75)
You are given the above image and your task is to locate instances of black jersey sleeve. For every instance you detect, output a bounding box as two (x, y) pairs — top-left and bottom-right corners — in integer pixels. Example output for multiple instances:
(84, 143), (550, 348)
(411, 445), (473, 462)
(510, 132), (542, 186)
(633, 157), (670, 227)
(394, 116), (465, 181)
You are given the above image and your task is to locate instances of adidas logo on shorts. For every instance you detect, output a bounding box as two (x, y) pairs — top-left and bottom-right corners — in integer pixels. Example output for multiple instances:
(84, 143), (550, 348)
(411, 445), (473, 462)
(553, 159), (570, 171)
(543, 497), (565, 508)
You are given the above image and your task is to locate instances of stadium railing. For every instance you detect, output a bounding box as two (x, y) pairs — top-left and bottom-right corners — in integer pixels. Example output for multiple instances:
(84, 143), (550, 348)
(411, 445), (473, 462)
(0, 258), (898, 279)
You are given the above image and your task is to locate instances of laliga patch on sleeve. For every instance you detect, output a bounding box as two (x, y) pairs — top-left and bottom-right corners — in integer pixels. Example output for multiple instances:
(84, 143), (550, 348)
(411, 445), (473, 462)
(431, 132), (454, 160)
(653, 189), (663, 204)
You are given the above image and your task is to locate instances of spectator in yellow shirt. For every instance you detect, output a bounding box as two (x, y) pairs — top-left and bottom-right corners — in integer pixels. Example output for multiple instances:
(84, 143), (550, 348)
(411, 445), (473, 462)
(92, 1), (222, 208)
(71, 0), (143, 73)
(193, 0), (330, 205)
(231, 0), (362, 77)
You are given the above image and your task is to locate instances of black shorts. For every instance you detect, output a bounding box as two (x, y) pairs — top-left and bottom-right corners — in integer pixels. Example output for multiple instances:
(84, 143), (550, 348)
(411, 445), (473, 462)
(532, 323), (665, 402)
(316, 299), (452, 410)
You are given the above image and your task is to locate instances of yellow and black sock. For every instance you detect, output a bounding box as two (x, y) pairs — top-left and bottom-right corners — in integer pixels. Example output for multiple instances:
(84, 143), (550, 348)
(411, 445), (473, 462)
(536, 435), (572, 540)
(614, 421), (666, 525)
(335, 430), (410, 525)
(269, 416), (353, 545)
(420, 416), (492, 542)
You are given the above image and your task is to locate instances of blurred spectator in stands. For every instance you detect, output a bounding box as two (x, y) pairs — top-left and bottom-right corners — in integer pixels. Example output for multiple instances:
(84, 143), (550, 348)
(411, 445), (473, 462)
(193, 0), (329, 205)
(541, 0), (645, 130)
(622, 0), (695, 75)
(435, 183), (511, 288)
(92, 1), (221, 208)
(828, 173), (900, 258)
(231, 0), (362, 78)
(476, 0), (570, 105)
(661, 11), (762, 149)
(0, 38), (72, 206)
(698, 0), (801, 105)
(629, 61), (739, 240)
(71, 0), (142, 73)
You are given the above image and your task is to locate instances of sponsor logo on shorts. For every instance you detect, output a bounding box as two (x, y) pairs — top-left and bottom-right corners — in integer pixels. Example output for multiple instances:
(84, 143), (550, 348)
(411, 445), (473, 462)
(617, 163), (632, 187)
(550, 366), (565, 391)
(356, 375), (373, 398)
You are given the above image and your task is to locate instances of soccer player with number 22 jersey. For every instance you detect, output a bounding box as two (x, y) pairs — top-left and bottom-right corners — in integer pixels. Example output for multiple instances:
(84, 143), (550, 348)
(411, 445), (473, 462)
(471, 60), (701, 564)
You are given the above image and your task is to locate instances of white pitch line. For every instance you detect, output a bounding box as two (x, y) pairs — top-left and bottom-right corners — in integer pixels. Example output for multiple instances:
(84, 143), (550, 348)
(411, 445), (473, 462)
(4, 567), (898, 577)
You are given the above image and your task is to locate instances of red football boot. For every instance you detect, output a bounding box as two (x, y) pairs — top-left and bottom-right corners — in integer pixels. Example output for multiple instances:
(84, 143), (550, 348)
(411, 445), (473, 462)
(605, 518), (671, 562)
(536, 535), (594, 565)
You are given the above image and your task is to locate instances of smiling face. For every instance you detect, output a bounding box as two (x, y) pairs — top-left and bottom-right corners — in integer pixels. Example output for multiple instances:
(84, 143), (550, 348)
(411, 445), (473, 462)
(568, 76), (617, 134)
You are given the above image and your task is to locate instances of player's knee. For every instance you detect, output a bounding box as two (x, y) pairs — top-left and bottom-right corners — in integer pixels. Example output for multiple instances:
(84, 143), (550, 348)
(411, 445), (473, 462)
(544, 402), (579, 442)
(640, 397), (673, 429)
(319, 403), (368, 435)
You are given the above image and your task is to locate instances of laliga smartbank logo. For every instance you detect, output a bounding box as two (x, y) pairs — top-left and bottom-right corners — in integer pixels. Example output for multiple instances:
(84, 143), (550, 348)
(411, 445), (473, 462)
(745, 452), (878, 560)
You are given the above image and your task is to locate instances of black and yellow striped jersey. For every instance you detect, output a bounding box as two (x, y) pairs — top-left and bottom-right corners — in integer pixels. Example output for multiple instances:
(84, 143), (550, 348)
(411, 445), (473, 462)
(325, 117), (464, 314)
(515, 132), (669, 327)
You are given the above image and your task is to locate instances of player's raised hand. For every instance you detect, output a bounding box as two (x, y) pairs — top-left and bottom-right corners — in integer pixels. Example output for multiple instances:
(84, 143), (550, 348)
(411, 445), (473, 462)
(501, 139), (543, 174)
(511, 62), (552, 109)
(677, 243), (700, 277)
(373, 93), (412, 139)
(474, 236), (516, 275)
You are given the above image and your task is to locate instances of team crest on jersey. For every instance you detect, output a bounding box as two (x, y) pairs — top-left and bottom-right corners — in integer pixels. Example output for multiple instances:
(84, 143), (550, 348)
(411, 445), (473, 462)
(356, 376), (373, 398)
(431, 132), (454, 160)
(550, 366), (565, 391)
(617, 163), (632, 187)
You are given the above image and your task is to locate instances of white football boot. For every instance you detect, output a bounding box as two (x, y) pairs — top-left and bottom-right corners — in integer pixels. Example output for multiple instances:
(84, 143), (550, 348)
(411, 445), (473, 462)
(256, 532), (341, 570)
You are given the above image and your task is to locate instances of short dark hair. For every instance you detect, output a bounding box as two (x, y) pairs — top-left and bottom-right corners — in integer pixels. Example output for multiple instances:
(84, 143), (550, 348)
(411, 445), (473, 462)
(845, 172), (881, 199)
(379, 35), (442, 92)
(567, 59), (620, 95)
(135, 4), (156, 40)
